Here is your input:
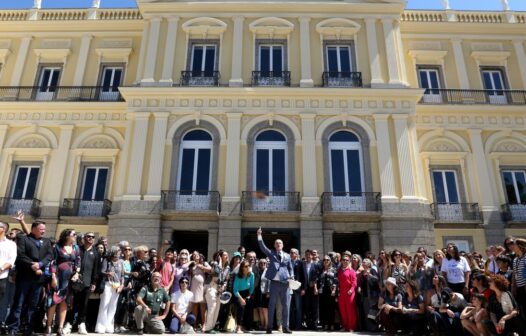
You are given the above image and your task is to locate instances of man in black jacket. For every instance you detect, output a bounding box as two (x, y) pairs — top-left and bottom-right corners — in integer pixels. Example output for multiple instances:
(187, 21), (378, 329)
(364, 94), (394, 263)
(289, 248), (305, 330)
(76, 232), (99, 334)
(6, 221), (53, 336)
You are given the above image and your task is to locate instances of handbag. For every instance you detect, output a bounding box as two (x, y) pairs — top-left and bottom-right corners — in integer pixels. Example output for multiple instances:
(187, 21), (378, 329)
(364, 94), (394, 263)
(367, 307), (380, 320)
(225, 313), (236, 333)
(70, 273), (84, 292)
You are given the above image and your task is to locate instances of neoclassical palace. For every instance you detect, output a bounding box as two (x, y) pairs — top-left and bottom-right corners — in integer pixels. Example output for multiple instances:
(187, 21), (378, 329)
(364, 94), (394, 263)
(0, 0), (525, 257)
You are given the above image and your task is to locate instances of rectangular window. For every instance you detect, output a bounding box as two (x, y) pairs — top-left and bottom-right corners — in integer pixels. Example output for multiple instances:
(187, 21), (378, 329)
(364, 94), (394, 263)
(36, 66), (61, 100)
(100, 66), (123, 92)
(432, 170), (459, 203)
(191, 45), (216, 76)
(326, 45), (352, 73)
(81, 167), (109, 201)
(502, 170), (526, 204)
(482, 68), (507, 104)
(256, 149), (269, 192)
(259, 45), (284, 74)
(11, 166), (40, 199)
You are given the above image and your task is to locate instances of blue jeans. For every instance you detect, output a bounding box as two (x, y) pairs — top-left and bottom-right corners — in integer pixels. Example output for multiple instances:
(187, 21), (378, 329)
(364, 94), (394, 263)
(0, 280), (16, 323)
(6, 279), (43, 333)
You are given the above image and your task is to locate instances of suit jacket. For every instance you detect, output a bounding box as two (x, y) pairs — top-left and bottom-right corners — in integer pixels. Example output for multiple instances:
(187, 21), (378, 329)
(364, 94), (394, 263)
(15, 233), (53, 283)
(292, 259), (306, 291)
(258, 238), (293, 282)
(303, 261), (320, 287)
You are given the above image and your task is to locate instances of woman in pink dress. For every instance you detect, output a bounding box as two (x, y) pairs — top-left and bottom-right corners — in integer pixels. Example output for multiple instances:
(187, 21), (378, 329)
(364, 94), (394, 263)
(338, 252), (358, 331)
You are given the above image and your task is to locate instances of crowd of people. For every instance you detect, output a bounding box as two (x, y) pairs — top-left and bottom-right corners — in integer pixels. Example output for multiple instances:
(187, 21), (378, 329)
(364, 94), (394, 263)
(0, 213), (525, 336)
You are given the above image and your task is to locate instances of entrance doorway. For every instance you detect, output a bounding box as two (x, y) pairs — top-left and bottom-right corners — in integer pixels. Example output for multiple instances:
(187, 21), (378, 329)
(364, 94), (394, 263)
(332, 232), (370, 256)
(171, 230), (209, 257)
(242, 228), (300, 258)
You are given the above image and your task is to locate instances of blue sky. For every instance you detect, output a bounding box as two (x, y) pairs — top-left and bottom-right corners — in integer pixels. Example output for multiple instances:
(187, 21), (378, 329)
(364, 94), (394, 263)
(1, 0), (526, 10)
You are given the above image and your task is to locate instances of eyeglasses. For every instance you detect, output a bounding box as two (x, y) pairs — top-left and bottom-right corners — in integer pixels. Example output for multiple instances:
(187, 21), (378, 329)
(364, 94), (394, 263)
(85, 235), (95, 239)
(125, 248), (132, 251)
(324, 259), (331, 262)
(181, 281), (189, 284)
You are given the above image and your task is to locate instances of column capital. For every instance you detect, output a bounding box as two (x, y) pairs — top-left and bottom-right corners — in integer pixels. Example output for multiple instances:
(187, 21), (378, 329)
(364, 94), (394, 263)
(364, 17), (378, 24)
(152, 112), (170, 120)
(380, 18), (394, 25)
(58, 124), (75, 131)
(127, 112), (151, 120)
(450, 37), (463, 44)
(512, 39), (525, 45)
(148, 16), (163, 22)
(81, 34), (93, 40)
(392, 114), (409, 121)
(299, 16), (311, 23)
(165, 15), (180, 23)
(299, 112), (317, 120)
(373, 114), (390, 121)
(468, 128), (483, 135)
(232, 15), (245, 22)
(226, 112), (243, 120)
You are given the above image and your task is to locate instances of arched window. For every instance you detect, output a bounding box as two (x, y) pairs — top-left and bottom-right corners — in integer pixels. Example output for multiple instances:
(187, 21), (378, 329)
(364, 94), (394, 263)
(254, 130), (287, 193)
(328, 130), (365, 210)
(177, 130), (213, 195)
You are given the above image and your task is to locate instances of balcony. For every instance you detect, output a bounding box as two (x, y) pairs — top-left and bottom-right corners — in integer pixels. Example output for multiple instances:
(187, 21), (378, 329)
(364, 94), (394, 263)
(161, 190), (221, 213)
(322, 72), (363, 88)
(321, 192), (381, 214)
(431, 203), (482, 222)
(241, 191), (301, 213)
(251, 71), (291, 87)
(0, 86), (124, 102)
(502, 203), (526, 222)
(0, 197), (41, 217)
(419, 89), (526, 105)
(180, 71), (220, 87)
(59, 199), (112, 217)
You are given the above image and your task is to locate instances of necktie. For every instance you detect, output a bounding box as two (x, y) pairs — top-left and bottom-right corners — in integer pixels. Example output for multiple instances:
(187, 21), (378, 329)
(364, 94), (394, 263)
(278, 252), (282, 262)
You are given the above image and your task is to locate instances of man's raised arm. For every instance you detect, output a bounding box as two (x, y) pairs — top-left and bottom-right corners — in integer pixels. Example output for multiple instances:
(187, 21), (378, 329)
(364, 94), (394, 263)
(256, 227), (272, 258)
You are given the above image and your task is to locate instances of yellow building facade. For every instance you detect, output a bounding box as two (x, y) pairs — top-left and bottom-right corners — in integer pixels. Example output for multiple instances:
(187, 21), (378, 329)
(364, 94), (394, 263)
(0, 0), (525, 258)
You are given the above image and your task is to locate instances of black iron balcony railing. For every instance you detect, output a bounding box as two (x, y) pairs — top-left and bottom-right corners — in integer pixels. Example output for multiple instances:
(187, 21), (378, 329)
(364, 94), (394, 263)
(322, 72), (363, 88)
(180, 71), (220, 87)
(321, 192), (381, 214)
(501, 203), (526, 222)
(0, 197), (41, 217)
(251, 71), (291, 87)
(419, 89), (526, 105)
(431, 203), (482, 222)
(161, 190), (221, 212)
(0, 86), (124, 102)
(241, 191), (301, 213)
(59, 199), (112, 217)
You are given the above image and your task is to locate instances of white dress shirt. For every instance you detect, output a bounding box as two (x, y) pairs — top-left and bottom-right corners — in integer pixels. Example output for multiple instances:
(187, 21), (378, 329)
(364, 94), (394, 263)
(0, 238), (17, 279)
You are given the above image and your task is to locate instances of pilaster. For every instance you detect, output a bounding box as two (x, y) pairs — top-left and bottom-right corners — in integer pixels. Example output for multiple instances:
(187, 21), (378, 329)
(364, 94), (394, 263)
(451, 38), (470, 90)
(381, 19), (403, 87)
(224, 113), (242, 198)
(72, 34), (93, 87)
(229, 16), (245, 87)
(135, 21), (150, 83)
(123, 112), (151, 200)
(365, 18), (384, 87)
(322, 229), (334, 255)
(373, 114), (397, 201)
(113, 119), (133, 200)
(300, 113), (317, 198)
(512, 40), (526, 88)
(141, 17), (162, 85)
(145, 112), (170, 201)
(10, 36), (32, 87)
(468, 129), (497, 212)
(393, 115), (417, 201)
(299, 17), (314, 88)
(160, 17), (179, 86)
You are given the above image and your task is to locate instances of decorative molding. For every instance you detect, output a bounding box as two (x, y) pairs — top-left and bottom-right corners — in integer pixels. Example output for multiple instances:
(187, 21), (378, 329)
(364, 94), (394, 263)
(249, 17), (294, 37)
(471, 51), (511, 66)
(495, 141), (524, 152)
(417, 113), (525, 131)
(408, 49), (448, 65)
(95, 47), (133, 64)
(33, 48), (71, 64)
(182, 17), (227, 38)
(315, 18), (360, 40)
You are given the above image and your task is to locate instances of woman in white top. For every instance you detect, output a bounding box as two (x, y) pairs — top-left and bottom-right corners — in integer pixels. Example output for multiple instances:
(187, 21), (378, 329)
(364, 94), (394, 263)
(441, 244), (470, 295)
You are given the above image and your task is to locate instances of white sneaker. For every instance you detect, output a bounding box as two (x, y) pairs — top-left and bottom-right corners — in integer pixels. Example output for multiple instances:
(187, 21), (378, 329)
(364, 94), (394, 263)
(78, 323), (88, 335)
(63, 323), (72, 335)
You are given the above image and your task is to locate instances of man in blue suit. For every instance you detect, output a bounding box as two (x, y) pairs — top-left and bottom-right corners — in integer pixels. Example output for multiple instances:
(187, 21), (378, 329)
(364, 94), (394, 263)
(257, 227), (294, 334)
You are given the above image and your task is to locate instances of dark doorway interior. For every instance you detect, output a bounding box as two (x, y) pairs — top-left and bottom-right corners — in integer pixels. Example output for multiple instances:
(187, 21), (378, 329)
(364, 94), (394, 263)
(332, 232), (370, 256)
(171, 230), (209, 257)
(242, 228), (300, 258)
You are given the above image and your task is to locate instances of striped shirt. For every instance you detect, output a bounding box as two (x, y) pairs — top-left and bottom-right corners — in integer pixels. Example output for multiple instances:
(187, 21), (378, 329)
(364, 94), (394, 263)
(513, 255), (526, 287)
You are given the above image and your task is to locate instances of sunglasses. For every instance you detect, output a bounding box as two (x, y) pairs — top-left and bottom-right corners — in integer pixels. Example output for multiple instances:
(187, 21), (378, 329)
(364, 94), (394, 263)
(181, 281), (189, 284)
(85, 235), (95, 239)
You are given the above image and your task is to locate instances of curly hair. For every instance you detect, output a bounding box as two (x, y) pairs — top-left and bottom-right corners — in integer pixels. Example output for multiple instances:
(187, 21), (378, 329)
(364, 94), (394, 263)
(490, 274), (509, 292)
(58, 229), (75, 246)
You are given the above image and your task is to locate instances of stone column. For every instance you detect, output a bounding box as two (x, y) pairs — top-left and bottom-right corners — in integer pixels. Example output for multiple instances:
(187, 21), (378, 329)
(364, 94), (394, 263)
(229, 16), (244, 87)
(160, 17), (179, 86)
(113, 119), (133, 200)
(217, 219), (241, 254)
(368, 229), (381, 254)
(123, 112), (150, 200)
(145, 112), (170, 200)
(141, 17), (162, 85)
(451, 38), (470, 89)
(381, 19), (403, 86)
(10, 36), (32, 87)
(373, 114), (397, 201)
(44, 125), (74, 217)
(299, 16), (314, 88)
(0, 126), (8, 151)
(208, 228), (219, 260)
(365, 18), (384, 87)
(512, 40), (526, 88)
(408, 117), (426, 199)
(72, 34), (93, 86)
(135, 22), (150, 83)
(393, 115), (417, 201)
